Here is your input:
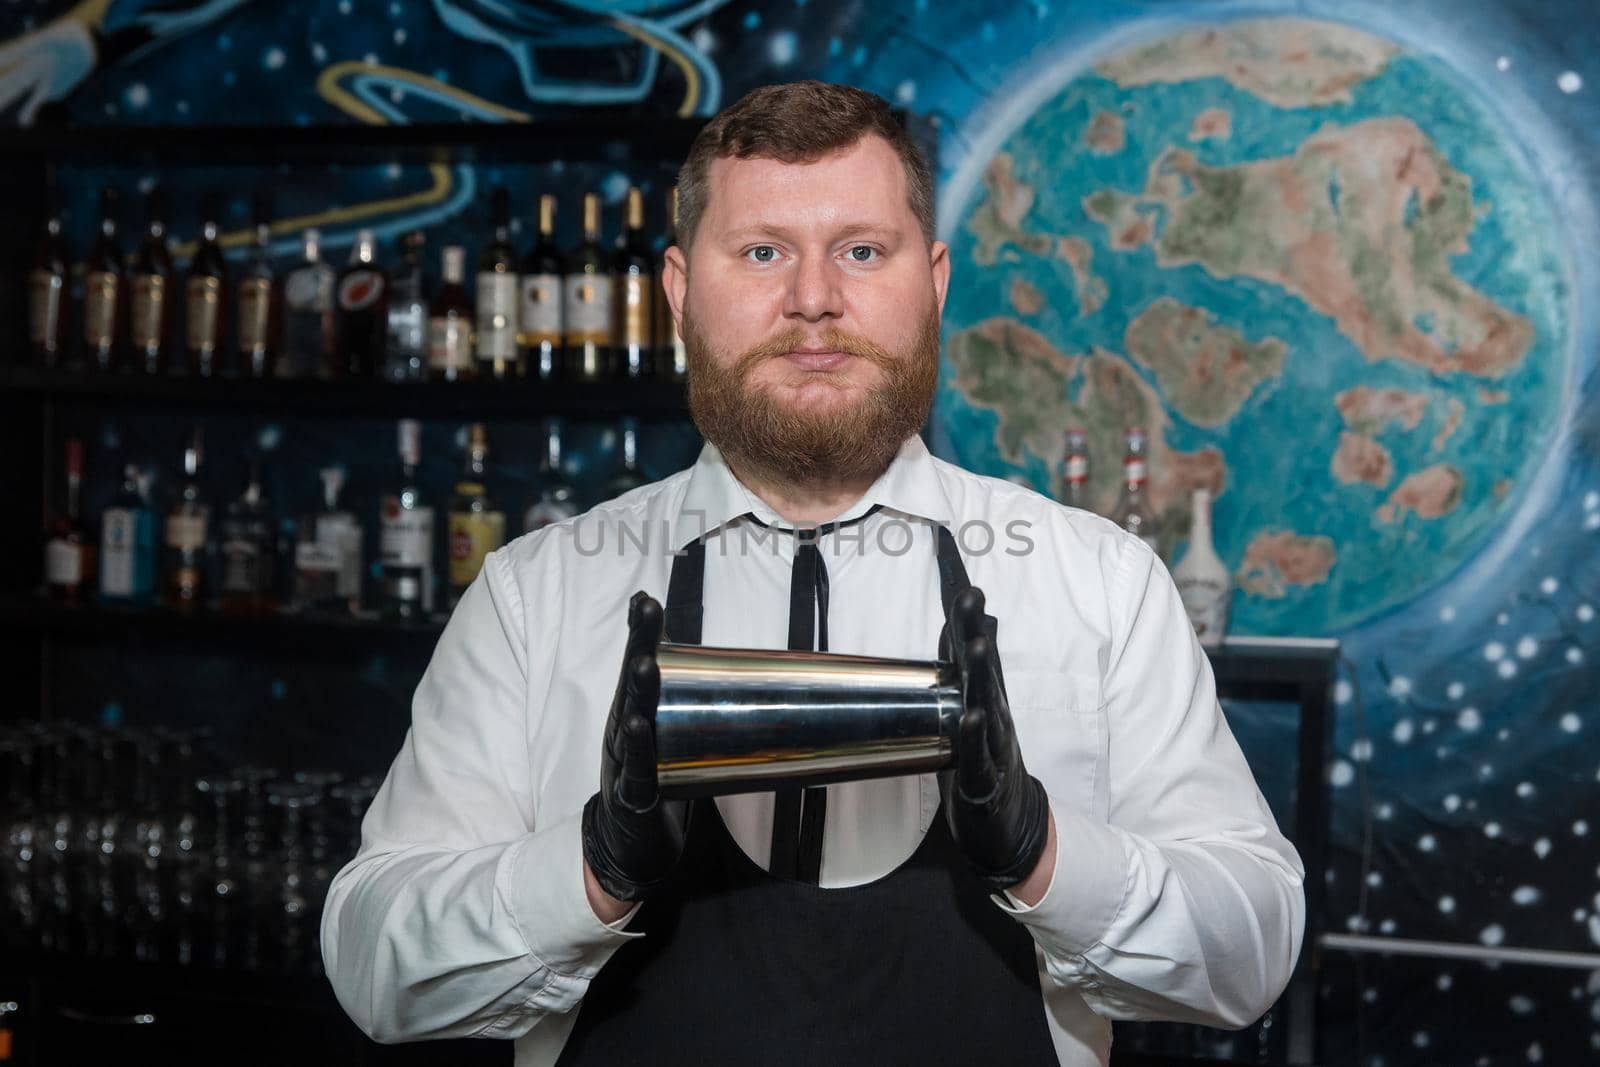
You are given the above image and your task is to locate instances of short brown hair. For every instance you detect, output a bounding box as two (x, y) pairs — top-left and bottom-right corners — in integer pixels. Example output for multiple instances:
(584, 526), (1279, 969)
(675, 80), (935, 248)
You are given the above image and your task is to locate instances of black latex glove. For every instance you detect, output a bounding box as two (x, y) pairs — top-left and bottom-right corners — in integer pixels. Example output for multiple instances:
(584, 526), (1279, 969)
(943, 586), (1052, 893)
(580, 591), (689, 903)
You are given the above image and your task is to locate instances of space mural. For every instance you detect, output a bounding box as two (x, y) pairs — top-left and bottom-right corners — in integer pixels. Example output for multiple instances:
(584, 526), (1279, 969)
(4, 1), (1599, 1062)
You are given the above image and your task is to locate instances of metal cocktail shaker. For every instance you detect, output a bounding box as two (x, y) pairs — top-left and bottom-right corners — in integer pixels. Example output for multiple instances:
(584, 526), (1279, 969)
(653, 642), (962, 798)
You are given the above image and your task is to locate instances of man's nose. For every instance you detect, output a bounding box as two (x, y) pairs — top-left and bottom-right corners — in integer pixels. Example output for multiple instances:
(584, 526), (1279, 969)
(782, 253), (844, 323)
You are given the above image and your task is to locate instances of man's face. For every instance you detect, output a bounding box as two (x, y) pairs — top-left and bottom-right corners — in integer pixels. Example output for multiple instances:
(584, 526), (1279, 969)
(662, 134), (951, 487)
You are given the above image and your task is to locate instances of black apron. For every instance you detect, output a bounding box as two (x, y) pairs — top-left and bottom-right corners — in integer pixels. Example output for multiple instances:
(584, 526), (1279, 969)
(557, 522), (1059, 1065)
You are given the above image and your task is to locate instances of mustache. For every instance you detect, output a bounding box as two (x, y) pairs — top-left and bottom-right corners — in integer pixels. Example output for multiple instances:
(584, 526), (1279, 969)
(735, 326), (896, 369)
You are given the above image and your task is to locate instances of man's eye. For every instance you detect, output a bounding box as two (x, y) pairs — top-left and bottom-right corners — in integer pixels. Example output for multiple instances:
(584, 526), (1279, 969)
(746, 246), (778, 263)
(848, 246), (878, 262)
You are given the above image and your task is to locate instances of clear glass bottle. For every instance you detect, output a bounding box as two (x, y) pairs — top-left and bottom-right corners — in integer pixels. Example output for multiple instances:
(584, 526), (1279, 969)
(428, 246), (473, 381)
(293, 468), (363, 615)
(100, 464), (157, 604)
(129, 188), (174, 377)
(612, 185), (654, 379)
(1173, 488), (1232, 651)
(523, 418), (579, 533)
(281, 228), (335, 380)
(600, 417), (649, 502)
(564, 191), (612, 381)
(447, 424), (506, 606)
(185, 196), (228, 378)
(475, 187), (520, 379)
(218, 459), (277, 615)
(518, 193), (564, 381)
(385, 230), (428, 382)
(163, 428), (210, 611)
(45, 438), (95, 602)
(1058, 427), (1091, 512)
(1113, 426), (1159, 555)
(379, 419), (434, 619)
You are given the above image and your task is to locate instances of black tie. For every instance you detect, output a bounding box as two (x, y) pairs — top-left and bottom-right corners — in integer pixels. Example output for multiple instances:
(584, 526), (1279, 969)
(766, 504), (882, 884)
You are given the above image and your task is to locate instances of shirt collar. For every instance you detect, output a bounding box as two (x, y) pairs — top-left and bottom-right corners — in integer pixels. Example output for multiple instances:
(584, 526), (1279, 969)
(671, 434), (955, 548)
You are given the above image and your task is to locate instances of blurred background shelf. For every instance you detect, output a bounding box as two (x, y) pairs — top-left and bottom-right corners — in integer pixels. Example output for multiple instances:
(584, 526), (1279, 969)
(0, 365), (689, 418)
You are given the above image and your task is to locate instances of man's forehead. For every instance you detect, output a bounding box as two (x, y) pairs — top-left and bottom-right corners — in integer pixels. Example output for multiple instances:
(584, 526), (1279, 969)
(702, 137), (912, 230)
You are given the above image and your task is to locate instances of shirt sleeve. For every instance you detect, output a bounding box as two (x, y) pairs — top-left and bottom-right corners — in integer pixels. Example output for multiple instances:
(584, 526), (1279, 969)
(996, 534), (1307, 1029)
(319, 546), (638, 1045)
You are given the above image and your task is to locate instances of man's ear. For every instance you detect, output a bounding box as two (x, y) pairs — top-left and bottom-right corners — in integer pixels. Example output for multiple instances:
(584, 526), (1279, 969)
(663, 244), (689, 333)
(930, 239), (950, 317)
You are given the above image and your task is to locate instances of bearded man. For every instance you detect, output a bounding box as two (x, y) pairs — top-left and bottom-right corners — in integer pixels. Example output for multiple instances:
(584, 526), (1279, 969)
(322, 80), (1305, 1067)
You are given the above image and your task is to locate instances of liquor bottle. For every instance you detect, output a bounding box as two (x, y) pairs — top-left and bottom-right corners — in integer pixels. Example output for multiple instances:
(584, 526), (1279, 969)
(44, 439), (95, 602)
(292, 468), (363, 615)
(655, 185), (688, 382)
(447, 424), (506, 606)
(164, 428), (210, 611)
(428, 246), (473, 381)
(1058, 427), (1091, 511)
(613, 185), (655, 379)
(236, 195), (280, 380)
(518, 193), (564, 381)
(385, 230), (428, 382)
(523, 418), (579, 532)
(84, 187), (125, 373)
(380, 419), (434, 618)
(475, 187), (520, 379)
(99, 464), (157, 604)
(27, 190), (68, 368)
(335, 228), (389, 378)
(281, 228), (335, 380)
(1173, 488), (1232, 651)
(600, 417), (649, 501)
(129, 189), (174, 376)
(218, 459), (277, 615)
(1114, 426), (1159, 555)
(564, 192), (612, 381)
(185, 197), (228, 378)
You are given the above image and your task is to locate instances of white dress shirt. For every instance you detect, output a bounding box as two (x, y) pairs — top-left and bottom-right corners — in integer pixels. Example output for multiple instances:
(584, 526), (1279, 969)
(320, 433), (1305, 1066)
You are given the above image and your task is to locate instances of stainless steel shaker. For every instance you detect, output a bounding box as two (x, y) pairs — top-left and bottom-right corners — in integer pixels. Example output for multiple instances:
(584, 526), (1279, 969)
(653, 642), (962, 798)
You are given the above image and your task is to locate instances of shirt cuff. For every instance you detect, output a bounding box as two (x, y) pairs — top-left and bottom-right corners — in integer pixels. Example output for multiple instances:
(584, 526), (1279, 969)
(990, 792), (1131, 959)
(500, 807), (643, 984)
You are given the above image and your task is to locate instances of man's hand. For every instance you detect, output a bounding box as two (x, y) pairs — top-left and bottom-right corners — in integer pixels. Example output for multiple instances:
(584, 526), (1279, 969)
(943, 587), (1053, 893)
(580, 591), (689, 913)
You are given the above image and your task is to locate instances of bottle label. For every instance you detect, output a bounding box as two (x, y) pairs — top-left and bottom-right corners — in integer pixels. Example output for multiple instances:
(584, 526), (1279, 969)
(131, 273), (168, 350)
(388, 300), (426, 357)
(238, 278), (272, 353)
(524, 499), (578, 533)
(448, 511), (506, 588)
(338, 270), (386, 312)
(286, 266), (333, 312)
(519, 273), (562, 341)
(45, 539), (83, 586)
(100, 507), (150, 597)
(428, 315), (471, 374)
(617, 274), (652, 348)
(1177, 576), (1232, 647)
(220, 538), (265, 594)
(84, 271), (118, 347)
(1065, 456), (1088, 480)
(475, 272), (518, 361)
(1124, 458), (1147, 485)
(380, 504), (434, 567)
(186, 276), (222, 352)
(563, 274), (612, 343)
(165, 513), (207, 552)
(27, 269), (63, 346)
(297, 514), (363, 598)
